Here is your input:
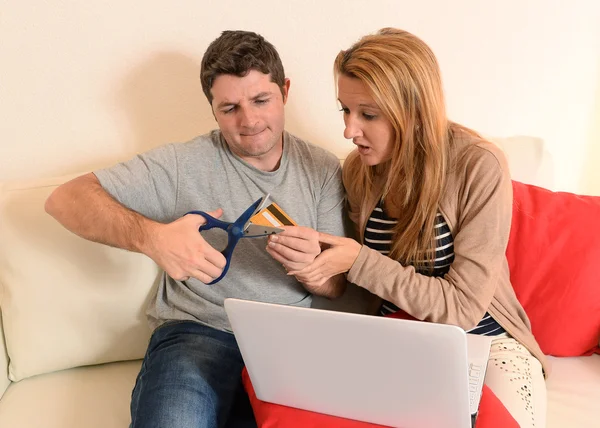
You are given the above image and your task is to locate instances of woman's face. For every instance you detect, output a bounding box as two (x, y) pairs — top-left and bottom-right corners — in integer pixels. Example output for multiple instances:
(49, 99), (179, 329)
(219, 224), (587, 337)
(337, 74), (395, 166)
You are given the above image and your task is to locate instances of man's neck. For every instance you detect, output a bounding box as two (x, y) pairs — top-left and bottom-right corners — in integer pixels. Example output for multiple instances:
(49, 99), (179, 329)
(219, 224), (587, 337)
(237, 135), (284, 172)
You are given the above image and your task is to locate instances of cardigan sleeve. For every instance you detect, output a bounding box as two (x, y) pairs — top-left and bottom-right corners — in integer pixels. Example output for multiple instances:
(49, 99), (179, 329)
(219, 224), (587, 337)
(347, 145), (513, 330)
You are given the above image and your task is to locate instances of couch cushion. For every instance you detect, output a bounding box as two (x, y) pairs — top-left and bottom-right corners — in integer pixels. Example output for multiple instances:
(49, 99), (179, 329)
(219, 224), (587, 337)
(0, 312), (9, 400)
(0, 360), (140, 428)
(0, 177), (160, 381)
(546, 354), (600, 428)
(506, 181), (600, 356)
(487, 136), (553, 189)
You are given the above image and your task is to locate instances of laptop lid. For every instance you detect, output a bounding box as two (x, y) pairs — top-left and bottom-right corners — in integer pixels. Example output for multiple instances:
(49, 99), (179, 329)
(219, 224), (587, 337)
(225, 298), (473, 428)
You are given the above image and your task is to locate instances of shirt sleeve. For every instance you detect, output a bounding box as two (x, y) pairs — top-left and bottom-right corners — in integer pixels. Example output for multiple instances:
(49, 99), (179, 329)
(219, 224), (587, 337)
(315, 153), (348, 238)
(93, 144), (179, 223)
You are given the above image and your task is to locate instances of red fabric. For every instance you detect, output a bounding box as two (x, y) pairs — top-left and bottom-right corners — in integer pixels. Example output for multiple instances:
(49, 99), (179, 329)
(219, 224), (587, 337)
(476, 383), (520, 428)
(506, 181), (600, 356)
(243, 368), (518, 428)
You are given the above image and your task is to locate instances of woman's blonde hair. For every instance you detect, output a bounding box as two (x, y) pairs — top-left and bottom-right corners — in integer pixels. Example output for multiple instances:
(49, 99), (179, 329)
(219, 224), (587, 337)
(336, 28), (470, 271)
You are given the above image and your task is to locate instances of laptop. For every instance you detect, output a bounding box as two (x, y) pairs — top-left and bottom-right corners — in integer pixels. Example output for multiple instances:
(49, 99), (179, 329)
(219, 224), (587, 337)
(224, 298), (493, 428)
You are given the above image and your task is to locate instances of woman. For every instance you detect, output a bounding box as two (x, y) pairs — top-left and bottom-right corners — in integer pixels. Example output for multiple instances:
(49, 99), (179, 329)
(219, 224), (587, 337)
(266, 28), (547, 428)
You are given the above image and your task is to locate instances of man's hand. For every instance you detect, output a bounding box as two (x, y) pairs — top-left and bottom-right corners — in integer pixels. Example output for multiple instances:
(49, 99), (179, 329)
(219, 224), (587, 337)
(266, 228), (356, 299)
(287, 232), (362, 285)
(143, 209), (227, 284)
(265, 226), (321, 272)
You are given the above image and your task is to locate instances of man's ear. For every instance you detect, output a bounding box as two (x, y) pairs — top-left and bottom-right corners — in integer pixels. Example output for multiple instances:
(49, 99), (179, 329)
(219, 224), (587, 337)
(209, 96), (218, 122)
(281, 78), (291, 104)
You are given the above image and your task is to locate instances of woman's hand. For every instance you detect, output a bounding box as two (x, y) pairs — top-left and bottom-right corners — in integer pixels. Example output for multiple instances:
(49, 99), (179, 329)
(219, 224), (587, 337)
(287, 232), (362, 285)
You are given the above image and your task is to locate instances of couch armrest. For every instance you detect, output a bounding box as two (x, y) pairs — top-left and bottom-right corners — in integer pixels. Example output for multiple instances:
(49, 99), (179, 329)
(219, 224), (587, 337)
(0, 309), (10, 400)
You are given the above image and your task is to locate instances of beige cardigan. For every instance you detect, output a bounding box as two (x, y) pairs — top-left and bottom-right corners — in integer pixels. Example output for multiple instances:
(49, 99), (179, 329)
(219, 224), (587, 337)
(343, 130), (548, 376)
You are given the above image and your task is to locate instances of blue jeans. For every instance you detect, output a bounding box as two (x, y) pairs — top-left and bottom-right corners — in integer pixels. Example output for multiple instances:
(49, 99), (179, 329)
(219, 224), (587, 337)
(130, 321), (257, 428)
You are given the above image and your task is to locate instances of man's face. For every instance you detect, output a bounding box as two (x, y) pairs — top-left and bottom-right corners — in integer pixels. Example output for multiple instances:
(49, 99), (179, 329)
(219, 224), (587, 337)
(211, 70), (290, 171)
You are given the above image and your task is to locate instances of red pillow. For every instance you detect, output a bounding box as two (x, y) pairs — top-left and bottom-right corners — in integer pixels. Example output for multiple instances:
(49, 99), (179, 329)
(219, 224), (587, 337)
(242, 367), (518, 428)
(507, 181), (600, 356)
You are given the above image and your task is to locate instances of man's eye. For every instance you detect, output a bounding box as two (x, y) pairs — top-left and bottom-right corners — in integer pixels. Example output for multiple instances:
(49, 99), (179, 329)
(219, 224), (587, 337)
(222, 106), (236, 114)
(255, 99), (269, 105)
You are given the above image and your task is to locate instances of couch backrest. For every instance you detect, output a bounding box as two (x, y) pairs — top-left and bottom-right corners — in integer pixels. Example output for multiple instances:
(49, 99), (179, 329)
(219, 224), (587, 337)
(0, 177), (160, 381)
(0, 136), (552, 382)
(486, 135), (553, 189)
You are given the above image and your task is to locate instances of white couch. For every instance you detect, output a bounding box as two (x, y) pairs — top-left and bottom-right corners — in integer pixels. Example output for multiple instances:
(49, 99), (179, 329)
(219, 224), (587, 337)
(0, 136), (598, 428)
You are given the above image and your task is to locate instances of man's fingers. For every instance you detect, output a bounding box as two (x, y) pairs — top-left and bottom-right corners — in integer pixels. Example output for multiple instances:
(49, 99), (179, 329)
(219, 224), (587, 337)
(207, 208), (223, 219)
(269, 234), (316, 253)
(203, 246), (227, 269)
(197, 258), (225, 280)
(184, 254), (227, 283)
(265, 245), (287, 265)
(265, 245), (294, 267)
(277, 226), (315, 238)
(191, 270), (218, 284)
(266, 246), (304, 271)
(188, 208), (224, 227)
(268, 238), (316, 262)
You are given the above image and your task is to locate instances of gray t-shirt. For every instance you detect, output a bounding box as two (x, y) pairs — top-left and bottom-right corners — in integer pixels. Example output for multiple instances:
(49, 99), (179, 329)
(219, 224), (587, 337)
(94, 130), (346, 332)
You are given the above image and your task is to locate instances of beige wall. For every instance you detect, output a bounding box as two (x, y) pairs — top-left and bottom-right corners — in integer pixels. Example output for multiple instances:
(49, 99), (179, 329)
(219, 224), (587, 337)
(582, 73), (600, 195)
(1, 0), (599, 194)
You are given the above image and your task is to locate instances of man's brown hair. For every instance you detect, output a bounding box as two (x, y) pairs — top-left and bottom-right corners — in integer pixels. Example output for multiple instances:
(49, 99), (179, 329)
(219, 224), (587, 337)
(200, 30), (286, 104)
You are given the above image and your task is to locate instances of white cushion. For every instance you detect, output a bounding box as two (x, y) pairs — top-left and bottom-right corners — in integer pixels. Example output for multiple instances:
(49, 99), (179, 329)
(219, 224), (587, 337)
(0, 312), (9, 400)
(0, 360), (140, 428)
(2, 356), (598, 428)
(0, 176), (160, 381)
(486, 135), (554, 189)
(546, 354), (600, 428)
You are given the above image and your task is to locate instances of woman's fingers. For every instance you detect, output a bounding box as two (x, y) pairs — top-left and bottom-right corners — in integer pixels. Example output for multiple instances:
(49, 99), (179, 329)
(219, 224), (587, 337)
(317, 232), (347, 246)
(287, 254), (327, 276)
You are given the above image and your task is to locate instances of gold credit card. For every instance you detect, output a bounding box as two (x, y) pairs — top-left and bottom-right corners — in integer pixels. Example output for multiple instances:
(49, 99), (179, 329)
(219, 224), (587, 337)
(250, 202), (297, 227)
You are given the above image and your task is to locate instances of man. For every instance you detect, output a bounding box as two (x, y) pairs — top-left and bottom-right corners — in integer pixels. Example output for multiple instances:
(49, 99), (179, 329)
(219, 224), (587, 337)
(45, 30), (346, 428)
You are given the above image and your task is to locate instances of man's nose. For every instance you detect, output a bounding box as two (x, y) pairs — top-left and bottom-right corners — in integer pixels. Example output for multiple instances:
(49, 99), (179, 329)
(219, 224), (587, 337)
(240, 107), (259, 128)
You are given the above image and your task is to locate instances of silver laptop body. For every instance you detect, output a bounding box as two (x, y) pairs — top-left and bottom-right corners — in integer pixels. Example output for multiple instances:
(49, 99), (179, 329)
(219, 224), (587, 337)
(225, 298), (491, 428)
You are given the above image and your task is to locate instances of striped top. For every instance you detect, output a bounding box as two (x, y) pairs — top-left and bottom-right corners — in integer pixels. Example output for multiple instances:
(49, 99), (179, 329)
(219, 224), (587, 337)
(366, 201), (505, 336)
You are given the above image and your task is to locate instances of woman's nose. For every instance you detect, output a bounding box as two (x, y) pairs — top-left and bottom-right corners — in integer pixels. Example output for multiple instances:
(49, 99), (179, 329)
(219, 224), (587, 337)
(343, 116), (361, 140)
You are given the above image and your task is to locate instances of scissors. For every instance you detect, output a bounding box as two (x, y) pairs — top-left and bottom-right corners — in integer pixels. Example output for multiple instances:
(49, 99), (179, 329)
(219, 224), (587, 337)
(185, 194), (283, 284)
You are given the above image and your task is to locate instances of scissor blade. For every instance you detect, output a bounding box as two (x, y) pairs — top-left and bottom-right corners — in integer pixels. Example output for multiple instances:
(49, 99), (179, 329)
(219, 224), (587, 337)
(251, 193), (271, 217)
(243, 223), (283, 237)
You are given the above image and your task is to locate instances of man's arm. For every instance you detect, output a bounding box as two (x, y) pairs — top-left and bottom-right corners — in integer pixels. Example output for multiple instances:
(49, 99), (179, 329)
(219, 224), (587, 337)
(306, 272), (347, 299)
(45, 173), (227, 283)
(45, 173), (154, 252)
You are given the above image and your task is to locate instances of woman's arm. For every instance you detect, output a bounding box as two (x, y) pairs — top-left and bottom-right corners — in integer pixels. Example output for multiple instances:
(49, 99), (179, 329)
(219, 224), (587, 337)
(349, 146), (513, 329)
(292, 145), (513, 330)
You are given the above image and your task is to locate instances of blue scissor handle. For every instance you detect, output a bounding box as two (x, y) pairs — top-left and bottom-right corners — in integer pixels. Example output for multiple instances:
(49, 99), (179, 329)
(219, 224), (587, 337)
(185, 197), (264, 285)
(185, 210), (240, 285)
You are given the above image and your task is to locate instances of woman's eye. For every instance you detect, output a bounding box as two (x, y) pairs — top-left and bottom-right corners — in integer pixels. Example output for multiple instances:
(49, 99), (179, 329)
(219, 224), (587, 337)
(363, 113), (376, 120)
(339, 107), (350, 114)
